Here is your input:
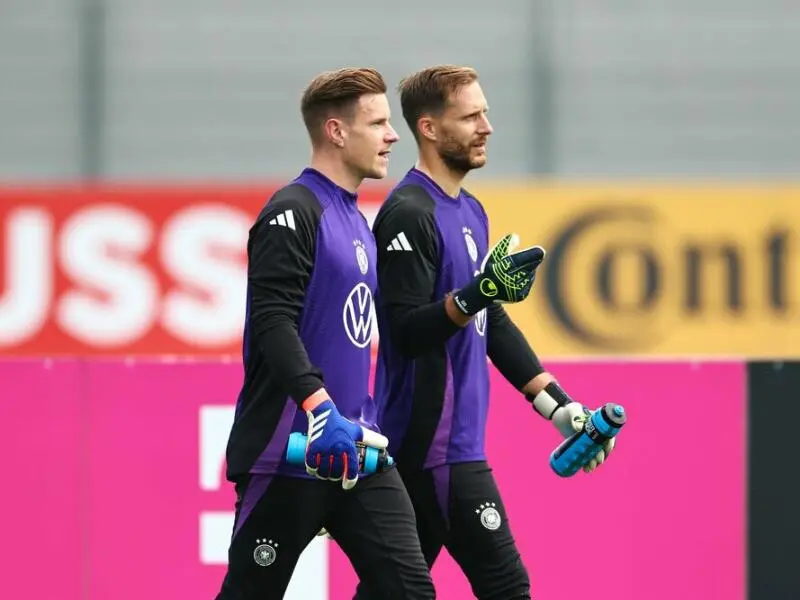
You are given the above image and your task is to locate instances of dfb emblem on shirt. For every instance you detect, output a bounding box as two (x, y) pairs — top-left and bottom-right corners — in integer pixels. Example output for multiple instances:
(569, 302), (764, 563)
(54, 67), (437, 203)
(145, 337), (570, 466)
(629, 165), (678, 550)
(354, 239), (369, 275)
(463, 226), (479, 263)
(343, 282), (375, 348)
(253, 538), (278, 567)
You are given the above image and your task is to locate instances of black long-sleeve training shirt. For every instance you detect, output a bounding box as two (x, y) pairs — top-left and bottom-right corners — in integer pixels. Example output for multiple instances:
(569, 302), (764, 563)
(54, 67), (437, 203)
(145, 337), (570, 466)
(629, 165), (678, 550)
(225, 168), (378, 481)
(373, 168), (543, 471)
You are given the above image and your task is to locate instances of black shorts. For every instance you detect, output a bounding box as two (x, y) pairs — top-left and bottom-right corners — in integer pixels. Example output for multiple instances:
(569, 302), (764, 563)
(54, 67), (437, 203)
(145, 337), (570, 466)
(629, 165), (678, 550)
(215, 467), (434, 600)
(358, 460), (530, 600)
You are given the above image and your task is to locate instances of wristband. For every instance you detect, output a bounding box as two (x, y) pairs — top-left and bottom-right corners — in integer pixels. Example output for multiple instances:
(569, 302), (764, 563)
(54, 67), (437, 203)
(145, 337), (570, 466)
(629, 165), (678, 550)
(301, 388), (330, 412)
(525, 381), (573, 419)
(452, 278), (492, 317)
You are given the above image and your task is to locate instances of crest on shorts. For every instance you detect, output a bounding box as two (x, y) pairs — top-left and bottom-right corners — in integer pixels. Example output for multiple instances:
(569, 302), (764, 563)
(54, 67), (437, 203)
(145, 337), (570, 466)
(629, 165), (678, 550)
(475, 502), (501, 531)
(253, 538), (278, 567)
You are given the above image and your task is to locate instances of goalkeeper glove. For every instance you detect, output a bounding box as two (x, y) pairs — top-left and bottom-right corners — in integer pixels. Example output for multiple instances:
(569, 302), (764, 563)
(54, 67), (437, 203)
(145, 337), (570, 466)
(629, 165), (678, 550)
(453, 233), (545, 316)
(528, 382), (615, 473)
(305, 396), (389, 490)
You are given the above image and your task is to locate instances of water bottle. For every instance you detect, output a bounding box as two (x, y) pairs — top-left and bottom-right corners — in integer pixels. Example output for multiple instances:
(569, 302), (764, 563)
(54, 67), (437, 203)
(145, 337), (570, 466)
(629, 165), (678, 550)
(550, 403), (626, 477)
(285, 432), (394, 475)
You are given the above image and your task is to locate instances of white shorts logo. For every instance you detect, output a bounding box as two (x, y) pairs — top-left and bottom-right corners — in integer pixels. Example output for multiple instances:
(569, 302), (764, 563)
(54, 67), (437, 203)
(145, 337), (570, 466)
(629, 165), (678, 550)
(253, 538), (278, 566)
(343, 282), (375, 348)
(476, 502), (501, 531)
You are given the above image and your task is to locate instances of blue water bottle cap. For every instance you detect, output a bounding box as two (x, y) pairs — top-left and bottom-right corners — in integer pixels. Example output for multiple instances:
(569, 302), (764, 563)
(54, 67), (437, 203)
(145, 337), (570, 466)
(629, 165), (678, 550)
(613, 405), (625, 417)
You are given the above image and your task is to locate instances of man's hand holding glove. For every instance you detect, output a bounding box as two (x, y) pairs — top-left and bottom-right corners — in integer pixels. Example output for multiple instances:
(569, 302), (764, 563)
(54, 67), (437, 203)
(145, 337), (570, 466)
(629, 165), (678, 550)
(303, 393), (388, 490)
(453, 233), (546, 316)
(527, 382), (615, 473)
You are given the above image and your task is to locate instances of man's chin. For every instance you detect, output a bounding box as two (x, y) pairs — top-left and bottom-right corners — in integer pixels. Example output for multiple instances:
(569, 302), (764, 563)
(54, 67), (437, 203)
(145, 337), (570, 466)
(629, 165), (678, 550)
(470, 156), (488, 169)
(362, 166), (389, 181)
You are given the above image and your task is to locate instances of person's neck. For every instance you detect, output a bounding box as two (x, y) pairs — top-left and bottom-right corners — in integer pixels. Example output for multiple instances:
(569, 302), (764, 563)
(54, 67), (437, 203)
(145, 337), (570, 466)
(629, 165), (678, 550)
(415, 148), (466, 199)
(309, 152), (361, 194)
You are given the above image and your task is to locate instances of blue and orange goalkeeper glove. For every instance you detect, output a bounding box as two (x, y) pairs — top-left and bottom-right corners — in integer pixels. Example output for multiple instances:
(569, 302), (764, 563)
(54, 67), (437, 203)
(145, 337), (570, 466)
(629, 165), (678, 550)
(303, 393), (388, 490)
(453, 233), (545, 316)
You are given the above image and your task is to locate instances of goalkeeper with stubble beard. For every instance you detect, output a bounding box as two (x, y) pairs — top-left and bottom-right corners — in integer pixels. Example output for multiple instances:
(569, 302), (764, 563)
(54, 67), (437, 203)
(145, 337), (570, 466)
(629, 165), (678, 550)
(356, 65), (617, 600)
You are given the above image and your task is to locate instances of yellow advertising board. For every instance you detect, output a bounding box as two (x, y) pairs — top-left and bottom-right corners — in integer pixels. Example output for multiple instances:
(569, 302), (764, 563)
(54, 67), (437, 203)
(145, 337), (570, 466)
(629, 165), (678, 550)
(472, 184), (800, 358)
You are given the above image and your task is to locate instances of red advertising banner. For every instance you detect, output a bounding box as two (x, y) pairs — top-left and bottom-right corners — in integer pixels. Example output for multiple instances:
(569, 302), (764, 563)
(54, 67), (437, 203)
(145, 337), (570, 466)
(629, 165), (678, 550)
(0, 359), (745, 600)
(0, 186), (386, 356)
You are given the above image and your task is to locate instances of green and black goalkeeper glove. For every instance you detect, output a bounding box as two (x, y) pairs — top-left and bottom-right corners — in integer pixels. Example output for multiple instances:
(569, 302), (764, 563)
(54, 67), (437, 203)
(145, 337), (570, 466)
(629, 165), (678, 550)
(452, 233), (545, 317)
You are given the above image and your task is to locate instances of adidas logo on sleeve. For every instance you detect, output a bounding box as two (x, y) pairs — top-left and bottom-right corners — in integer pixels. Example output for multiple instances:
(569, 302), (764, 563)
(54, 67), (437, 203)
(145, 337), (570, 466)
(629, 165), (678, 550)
(386, 232), (413, 252)
(268, 209), (296, 231)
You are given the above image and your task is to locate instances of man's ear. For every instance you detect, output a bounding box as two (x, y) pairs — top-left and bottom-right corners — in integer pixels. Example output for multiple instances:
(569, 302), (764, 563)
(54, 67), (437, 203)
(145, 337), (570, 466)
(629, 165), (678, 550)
(418, 116), (437, 142)
(323, 118), (346, 147)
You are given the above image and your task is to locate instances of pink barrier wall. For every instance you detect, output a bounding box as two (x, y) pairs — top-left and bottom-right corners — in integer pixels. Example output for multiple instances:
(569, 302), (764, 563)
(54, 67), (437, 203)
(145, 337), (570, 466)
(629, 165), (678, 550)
(0, 360), (241, 600)
(3, 361), (84, 600)
(332, 362), (746, 599)
(0, 360), (744, 600)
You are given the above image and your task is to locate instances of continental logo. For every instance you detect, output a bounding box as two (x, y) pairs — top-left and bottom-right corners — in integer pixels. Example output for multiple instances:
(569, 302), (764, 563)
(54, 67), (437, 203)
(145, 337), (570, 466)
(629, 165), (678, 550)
(479, 189), (800, 357)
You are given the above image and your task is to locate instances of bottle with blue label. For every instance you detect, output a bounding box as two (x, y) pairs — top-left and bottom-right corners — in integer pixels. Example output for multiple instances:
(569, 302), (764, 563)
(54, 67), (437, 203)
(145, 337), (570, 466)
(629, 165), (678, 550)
(285, 432), (394, 475)
(550, 403), (627, 477)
